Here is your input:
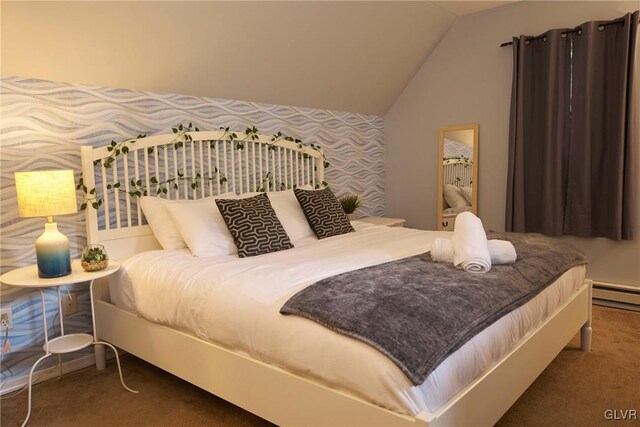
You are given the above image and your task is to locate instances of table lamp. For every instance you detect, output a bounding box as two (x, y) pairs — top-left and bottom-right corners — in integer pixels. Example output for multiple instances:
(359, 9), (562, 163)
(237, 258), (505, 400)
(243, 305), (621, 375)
(15, 170), (78, 278)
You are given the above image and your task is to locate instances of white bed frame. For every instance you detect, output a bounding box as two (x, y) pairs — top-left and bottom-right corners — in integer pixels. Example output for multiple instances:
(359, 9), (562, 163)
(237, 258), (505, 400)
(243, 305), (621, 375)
(81, 130), (593, 427)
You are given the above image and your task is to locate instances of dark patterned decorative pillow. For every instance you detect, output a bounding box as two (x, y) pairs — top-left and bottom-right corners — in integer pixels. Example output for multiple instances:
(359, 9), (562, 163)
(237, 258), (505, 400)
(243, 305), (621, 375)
(294, 187), (355, 239)
(215, 193), (294, 258)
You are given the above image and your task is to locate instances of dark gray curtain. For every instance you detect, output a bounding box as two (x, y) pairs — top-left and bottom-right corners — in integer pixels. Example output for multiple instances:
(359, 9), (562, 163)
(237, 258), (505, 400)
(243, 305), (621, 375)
(506, 30), (572, 235)
(565, 12), (638, 239)
(506, 12), (638, 240)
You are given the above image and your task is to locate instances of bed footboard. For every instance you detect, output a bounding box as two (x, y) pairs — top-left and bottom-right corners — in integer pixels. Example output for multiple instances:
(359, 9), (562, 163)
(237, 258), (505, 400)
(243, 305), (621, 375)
(93, 297), (429, 427)
(427, 278), (591, 426)
(91, 278), (591, 427)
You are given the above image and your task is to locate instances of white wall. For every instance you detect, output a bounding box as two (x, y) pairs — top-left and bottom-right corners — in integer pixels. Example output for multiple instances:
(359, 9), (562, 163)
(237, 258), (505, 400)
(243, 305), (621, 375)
(385, 1), (639, 286)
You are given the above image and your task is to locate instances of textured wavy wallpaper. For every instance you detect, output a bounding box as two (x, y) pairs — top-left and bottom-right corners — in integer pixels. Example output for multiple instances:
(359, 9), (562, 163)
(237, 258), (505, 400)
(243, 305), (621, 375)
(0, 75), (385, 382)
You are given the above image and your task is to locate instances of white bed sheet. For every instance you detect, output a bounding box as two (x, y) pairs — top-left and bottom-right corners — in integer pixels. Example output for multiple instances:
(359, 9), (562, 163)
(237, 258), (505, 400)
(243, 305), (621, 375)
(110, 222), (585, 416)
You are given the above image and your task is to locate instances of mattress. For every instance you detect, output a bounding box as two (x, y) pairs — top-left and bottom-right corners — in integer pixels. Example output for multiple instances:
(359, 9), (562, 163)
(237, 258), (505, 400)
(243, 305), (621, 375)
(109, 222), (586, 416)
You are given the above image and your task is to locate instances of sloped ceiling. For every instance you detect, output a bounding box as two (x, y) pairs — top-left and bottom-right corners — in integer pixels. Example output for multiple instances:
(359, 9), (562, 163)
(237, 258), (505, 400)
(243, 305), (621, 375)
(434, 1), (517, 16)
(1, 1), (513, 116)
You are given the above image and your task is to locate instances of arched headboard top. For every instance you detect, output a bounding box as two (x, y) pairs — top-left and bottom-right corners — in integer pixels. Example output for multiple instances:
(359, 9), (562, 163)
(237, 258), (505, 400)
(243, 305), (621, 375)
(88, 130), (324, 162)
(80, 129), (326, 258)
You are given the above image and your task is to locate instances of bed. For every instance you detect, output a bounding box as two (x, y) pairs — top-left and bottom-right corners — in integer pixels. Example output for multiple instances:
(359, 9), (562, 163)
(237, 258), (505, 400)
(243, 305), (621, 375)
(80, 129), (592, 427)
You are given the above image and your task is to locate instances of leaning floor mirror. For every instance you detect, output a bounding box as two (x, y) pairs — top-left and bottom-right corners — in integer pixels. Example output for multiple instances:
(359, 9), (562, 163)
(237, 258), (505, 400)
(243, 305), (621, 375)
(437, 124), (479, 231)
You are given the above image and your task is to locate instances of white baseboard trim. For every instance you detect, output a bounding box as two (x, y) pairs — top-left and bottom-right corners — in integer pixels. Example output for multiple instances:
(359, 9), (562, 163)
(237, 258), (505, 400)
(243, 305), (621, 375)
(592, 280), (640, 311)
(0, 352), (115, 396)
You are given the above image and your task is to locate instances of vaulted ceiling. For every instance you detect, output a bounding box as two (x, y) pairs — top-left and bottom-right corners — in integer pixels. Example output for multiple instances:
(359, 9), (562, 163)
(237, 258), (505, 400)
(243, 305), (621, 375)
(1, 1), (515, 116)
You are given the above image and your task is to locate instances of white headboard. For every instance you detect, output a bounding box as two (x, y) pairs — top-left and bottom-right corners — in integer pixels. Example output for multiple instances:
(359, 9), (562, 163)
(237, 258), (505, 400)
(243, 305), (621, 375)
(443, 159), (473, 188)
(80, 129), (325, 259)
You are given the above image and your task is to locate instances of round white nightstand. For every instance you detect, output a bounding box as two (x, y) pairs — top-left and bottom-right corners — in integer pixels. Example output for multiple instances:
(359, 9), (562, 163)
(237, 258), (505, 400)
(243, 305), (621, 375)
(0, 260), (137, 426)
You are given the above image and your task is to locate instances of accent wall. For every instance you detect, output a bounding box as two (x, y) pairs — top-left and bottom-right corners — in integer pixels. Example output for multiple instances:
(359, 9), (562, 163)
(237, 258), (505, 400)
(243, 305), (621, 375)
(0, 75), (385, 383)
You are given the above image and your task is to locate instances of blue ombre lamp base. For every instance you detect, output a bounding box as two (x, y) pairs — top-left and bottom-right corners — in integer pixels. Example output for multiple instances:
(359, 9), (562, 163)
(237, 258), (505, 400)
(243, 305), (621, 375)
(35, 222), (72, 278)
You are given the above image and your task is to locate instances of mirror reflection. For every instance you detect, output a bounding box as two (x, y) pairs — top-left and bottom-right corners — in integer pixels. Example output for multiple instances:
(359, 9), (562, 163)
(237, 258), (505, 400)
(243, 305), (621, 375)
(438, 124), (478, 231)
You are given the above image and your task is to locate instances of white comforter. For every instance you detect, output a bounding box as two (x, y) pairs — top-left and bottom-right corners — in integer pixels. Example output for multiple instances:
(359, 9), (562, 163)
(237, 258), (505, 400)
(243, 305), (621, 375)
(111, 222), (585, 416)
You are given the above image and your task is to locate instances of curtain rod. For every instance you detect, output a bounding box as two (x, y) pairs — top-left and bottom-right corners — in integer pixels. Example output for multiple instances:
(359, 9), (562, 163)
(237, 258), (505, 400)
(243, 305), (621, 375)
(499, 17), (633, 47)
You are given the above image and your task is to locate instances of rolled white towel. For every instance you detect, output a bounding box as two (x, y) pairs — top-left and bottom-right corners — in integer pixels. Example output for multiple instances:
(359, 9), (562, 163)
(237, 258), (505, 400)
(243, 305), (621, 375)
(452, 212), (491, 273)
(430, 238), (454, 263)
(487, 240), (517, 264)
(431, 238), (517, 265)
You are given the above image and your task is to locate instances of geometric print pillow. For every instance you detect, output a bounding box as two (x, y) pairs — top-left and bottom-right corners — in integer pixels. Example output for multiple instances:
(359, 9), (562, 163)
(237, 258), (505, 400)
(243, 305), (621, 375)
(215, 193), (294, 258)
(293, 187), (355, 239)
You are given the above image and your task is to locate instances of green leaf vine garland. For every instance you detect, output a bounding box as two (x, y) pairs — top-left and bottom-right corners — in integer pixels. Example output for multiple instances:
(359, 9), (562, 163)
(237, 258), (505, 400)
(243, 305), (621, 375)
(77, 122), (329, 210)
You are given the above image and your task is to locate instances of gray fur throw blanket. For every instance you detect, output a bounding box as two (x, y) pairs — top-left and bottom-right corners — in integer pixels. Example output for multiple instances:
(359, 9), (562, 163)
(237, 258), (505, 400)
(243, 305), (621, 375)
(281, 232), (587, 385)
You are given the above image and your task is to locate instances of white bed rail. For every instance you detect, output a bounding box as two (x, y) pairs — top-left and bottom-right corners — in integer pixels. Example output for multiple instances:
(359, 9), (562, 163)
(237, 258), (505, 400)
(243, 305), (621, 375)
(91, 276), (592, 427)
(80, 130), (325, 259)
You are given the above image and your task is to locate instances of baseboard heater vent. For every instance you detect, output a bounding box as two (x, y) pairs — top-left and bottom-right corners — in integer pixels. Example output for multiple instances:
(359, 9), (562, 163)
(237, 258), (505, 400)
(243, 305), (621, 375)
(592, 281), (640, 312)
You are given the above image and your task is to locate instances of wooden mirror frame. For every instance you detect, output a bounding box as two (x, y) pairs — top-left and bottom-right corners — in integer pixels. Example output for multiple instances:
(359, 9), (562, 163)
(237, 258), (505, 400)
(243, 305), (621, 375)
(437, 124), (479, 231)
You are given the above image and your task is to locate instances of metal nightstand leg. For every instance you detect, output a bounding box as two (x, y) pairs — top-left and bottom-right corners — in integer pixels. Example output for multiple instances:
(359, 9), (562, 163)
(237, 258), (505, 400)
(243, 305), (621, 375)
(22, 353), (51, 427)
(22, 289), (51, 427)
(92, 340), (138, 393)
(56, 287), (64, 380)
(89, 280), (138, 394)
(21, 279), (137, 427)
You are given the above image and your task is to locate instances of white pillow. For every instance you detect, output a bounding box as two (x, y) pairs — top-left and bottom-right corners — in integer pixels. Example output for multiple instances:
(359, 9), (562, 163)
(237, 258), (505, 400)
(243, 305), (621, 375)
(444, 184), (468, 209)
(139, 196), (188, 250)
(461, 186), (473, 205)
(267, 190), (316, 243)
(164, 193), (237, 257)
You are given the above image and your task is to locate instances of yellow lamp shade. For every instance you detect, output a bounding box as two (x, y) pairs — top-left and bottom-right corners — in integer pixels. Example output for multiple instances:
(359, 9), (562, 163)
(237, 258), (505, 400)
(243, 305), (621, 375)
(15, 170), (78, 218)
(15, 169), (77, 277)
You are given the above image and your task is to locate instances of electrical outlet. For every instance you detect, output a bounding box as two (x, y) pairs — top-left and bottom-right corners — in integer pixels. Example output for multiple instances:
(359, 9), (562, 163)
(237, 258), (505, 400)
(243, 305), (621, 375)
(0, 307), (13, 329)
(62, 293), (77, 317)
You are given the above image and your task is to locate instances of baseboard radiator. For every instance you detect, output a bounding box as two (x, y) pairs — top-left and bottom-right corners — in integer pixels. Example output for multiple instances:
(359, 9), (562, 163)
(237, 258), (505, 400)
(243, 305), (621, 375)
(592, 281), (640, 312)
